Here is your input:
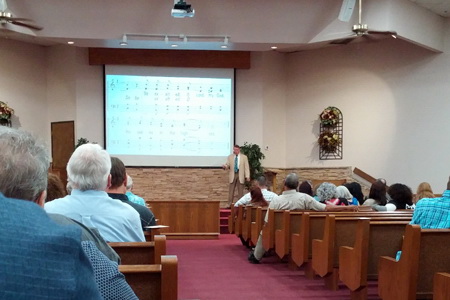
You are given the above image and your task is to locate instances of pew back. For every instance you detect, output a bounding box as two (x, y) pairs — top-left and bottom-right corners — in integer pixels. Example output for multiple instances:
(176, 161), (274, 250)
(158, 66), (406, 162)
(119, 255), (178, 300)
(378, 225), (450, 300)
(434, 272), (450, 300)
(109, 235), (166, 265)
(262, 209), (286, 250)
(251, 207), (267, 246)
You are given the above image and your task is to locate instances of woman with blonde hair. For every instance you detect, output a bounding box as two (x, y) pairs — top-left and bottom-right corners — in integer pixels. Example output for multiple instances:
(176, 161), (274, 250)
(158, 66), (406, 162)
(415, 182), (434, 203)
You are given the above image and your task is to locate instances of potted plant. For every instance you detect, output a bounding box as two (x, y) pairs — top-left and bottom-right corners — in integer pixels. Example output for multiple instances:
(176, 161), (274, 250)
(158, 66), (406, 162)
(239, 142), (265, 188)
(75, 137), (89, 149)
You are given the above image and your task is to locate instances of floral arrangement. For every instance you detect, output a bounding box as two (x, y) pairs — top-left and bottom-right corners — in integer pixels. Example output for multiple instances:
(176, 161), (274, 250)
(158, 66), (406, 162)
(318, 131), (340, 152)
(0, 101), (14, 120)
(319, 106), (340, 127)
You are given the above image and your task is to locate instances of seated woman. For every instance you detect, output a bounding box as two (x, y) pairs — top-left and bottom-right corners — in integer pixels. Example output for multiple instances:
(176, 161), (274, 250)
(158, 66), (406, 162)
(249, 187), (269, 207)
(298, 180), (313, 196)
(414, 182), (435, 203)
(344, 182), (364, 205)
(336, 185), (357, 205)
(372, 183), (413, 211)
(316, 182), (348, 206)
(46, 173), (67, 202)
(363, 181), (387, 206)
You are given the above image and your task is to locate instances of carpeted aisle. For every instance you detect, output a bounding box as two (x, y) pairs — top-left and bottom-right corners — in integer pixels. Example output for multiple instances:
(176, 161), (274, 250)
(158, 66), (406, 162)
(167, 234), (381, 300)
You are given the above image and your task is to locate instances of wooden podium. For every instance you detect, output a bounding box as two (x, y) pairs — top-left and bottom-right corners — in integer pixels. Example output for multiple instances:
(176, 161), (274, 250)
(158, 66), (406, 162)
(147, 200), (220, 240)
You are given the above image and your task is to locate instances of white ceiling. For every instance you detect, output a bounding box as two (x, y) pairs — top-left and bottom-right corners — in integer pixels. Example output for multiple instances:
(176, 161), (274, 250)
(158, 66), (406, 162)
(0, 0), (447, 52)
(409, 0), (450, 17)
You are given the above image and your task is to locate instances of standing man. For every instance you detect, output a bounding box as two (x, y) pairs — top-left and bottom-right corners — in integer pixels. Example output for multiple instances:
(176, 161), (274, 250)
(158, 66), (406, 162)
(223, 144), (250, 208)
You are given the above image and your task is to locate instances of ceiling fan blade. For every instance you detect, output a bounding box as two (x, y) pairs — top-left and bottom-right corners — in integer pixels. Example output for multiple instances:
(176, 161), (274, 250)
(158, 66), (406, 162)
(338, 0), (356, 22)
(330, 36), (356, 45)
(0, 0), (7, 12)
(367, 30), (397, 36)
(9, 20), (43, 30)
(6, 17), (33, 22)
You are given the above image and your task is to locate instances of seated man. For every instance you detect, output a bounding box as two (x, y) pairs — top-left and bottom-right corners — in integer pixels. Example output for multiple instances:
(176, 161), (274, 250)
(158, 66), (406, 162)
(126, 174), (147, 206)
(248, 173), (357, 264)
(46, 171), (120, 262)
(107, 157), (156, 228)
(45, 143), (145, 242)
(0, 195), (103, 299)
(0, 127), (137, 299)
(410, 176), (450, 228)
(0, 127), (101, 298)
(234, 175), (278, 207)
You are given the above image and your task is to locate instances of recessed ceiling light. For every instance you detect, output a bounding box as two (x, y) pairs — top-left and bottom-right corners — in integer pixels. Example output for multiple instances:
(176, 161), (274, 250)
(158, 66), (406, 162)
(271, 46), (277, 49)
(171, 44), (178, 48)
(67, 41), (74, 45)
(221, 45), (228, 49)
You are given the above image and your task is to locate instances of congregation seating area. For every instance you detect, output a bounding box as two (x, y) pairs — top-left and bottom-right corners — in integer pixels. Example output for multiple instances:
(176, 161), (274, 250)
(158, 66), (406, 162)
(109, 234), (178, 300)
(230, 207), (450, 299)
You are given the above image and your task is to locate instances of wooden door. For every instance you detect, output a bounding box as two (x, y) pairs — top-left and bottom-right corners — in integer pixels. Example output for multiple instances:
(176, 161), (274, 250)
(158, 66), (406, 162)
(51, 121), (75, 184)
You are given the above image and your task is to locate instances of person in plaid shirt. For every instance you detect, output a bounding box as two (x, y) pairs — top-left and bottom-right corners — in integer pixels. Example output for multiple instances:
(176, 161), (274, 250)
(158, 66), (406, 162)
(410, 176), (450, 229)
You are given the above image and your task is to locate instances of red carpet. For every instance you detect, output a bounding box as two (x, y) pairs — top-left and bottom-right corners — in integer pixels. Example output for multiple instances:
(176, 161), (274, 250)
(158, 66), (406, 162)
(167, 234), (381, 300)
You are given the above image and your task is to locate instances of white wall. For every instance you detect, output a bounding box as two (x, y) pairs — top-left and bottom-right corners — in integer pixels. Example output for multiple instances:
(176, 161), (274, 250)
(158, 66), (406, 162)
(0, 39), (48, 141)
(286, 38), (450, 191)
(236, 51), (287, 168)
(3, 36), (450, 192)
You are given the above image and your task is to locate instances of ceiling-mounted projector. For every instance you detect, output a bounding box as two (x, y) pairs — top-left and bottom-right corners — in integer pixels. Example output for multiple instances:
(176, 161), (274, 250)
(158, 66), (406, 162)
(171, 0), (195, 18)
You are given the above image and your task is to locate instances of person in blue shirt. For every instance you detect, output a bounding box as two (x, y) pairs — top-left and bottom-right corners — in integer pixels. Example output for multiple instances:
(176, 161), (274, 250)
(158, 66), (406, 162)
(0, 126), (138, 299)
(45, 143), (145, 242)
(410, 176), (450, 229)
(126, 174), (147, 206)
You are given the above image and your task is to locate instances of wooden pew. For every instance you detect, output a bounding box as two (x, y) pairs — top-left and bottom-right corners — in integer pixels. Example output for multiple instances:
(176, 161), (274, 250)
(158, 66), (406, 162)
(144, 228), (160, 242)
(339, 220), (408, 300)
(275, 210), (409, 263)
(234, 205), (244, 240)
(378, 225), (450, 300)
(241, 205), (254, 244)
(262, 209), (288, 252)
(313, 214), (413, 291)
(119, 255), (178, 300)
(312, 215), (362, 290)
(434, 272), (450, 300)
(291, 212), (327, 278)
(228, 205), (236, 234)
(109, 234), (166, 265)
(291, 211), (412, 280)
(275, 211), (302, 261)
(250, 207), (268, 246)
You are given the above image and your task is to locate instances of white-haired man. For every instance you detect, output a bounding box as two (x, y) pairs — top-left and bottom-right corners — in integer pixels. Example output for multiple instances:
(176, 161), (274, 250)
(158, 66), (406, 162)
(234, 175), (278, 207)
(45, 143), (145, 242)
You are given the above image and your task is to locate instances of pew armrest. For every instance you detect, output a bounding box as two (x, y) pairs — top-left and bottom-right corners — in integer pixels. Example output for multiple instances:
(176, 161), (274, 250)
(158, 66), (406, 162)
(119, 255), (178, 300)
(434, 272), (450, 300)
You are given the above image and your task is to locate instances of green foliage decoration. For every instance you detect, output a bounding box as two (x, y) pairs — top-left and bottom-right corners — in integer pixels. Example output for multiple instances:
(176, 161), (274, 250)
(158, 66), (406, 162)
(75, 137), (89, 149)
(239, 142), (266, 182)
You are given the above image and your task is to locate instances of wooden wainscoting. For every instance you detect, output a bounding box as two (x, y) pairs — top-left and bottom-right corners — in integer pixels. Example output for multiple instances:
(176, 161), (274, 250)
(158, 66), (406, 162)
(148, 200), (220, 240)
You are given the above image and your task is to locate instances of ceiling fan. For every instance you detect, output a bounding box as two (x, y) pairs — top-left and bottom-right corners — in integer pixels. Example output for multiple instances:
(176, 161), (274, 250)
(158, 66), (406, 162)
(332, 0), (396, 45)
(0, 0), (42, 31)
